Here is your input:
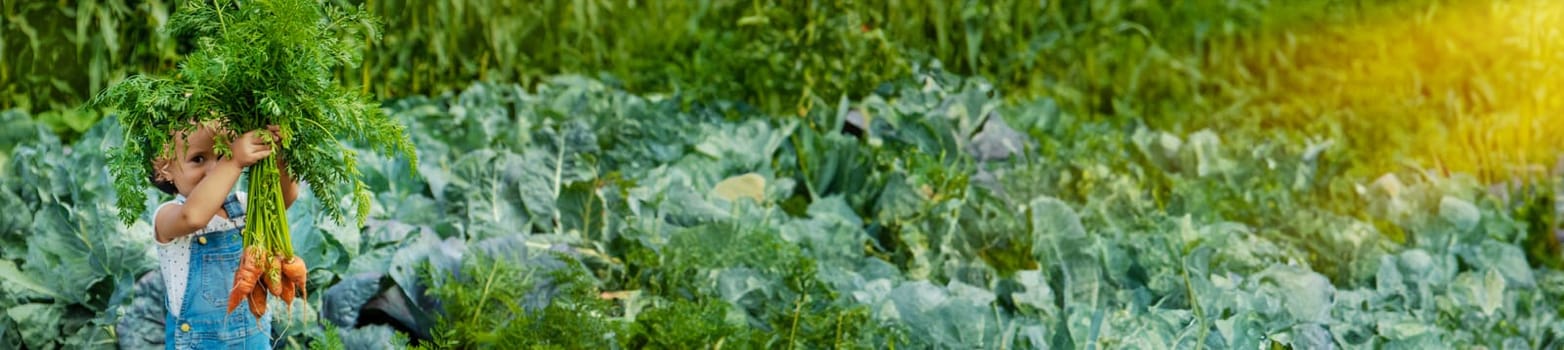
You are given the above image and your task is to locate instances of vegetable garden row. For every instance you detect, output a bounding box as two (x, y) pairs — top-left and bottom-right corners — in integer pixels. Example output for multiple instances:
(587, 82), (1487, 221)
(2, 66), (1562, 347)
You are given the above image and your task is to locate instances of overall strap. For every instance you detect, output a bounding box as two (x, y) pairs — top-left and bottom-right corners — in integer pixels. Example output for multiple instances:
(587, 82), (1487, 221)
(222, 193), (245, 220)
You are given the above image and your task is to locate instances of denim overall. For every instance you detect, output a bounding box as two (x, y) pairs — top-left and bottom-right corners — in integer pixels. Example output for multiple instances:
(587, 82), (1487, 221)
(164, 193), (272, 349)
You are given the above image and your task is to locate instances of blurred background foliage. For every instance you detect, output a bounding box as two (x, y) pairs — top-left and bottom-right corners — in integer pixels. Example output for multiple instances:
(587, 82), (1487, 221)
(4, 0), (1562, 184)
(6, 0), (1286, 135)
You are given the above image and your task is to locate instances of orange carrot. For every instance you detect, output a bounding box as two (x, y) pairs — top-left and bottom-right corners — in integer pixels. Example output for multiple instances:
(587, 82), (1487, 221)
(249, 282), (267, 319)
(264, 255), (285, 298)
(227, 247), (264, 314)
(279, 277), (297, 312)
(280, 256), (308, 303)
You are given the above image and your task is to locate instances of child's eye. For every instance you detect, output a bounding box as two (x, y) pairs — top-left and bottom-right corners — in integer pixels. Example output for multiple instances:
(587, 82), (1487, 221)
(191, 155), (205, 163)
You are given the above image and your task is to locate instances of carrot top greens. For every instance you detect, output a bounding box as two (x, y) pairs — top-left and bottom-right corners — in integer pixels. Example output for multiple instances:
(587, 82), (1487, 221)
(92, 0), (416, 226)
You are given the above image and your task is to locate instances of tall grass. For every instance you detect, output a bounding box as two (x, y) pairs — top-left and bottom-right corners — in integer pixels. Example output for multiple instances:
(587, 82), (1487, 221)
(10, 0), (1561, 185)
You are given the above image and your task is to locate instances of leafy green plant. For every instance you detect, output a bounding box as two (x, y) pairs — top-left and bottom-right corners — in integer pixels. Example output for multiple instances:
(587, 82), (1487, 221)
(416, 253), (623, 350)
(0, 117), (156, 349)
(1510, 181), (1564, 270)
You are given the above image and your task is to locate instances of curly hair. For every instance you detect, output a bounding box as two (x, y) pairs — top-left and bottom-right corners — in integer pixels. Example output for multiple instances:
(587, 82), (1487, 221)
(147, 160), (179, 195)
(143, 132), (180, 195)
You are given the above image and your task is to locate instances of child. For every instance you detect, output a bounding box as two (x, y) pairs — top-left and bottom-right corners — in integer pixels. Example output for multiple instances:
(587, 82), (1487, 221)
(149, 123), (298, 349)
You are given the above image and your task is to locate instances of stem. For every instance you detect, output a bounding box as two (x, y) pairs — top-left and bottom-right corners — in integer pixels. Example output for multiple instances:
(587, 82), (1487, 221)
(362, 0), (373, 96)
(214, 2), (229, 35)
(833, 311), (845, 350)
(1176, 244), (1207, 350)
(552, 135), (565, 236)
(787, 294), (805, 350)
(245, 156), (292, 257)
(470, 260), (502, 327)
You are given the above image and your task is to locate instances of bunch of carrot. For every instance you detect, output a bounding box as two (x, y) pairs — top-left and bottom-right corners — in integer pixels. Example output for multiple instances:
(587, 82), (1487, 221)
(226, 152), (307, 319)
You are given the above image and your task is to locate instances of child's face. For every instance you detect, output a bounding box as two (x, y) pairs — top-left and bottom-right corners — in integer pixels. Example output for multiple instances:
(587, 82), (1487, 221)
(153, 126), (221, 197)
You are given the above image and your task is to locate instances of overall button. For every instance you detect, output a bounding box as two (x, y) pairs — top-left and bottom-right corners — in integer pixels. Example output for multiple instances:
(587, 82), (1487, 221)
(180, 323), (190, 332)
(198, 236), (207, 245)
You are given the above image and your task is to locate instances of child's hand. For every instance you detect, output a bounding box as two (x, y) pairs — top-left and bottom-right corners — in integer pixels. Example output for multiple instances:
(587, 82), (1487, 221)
(266, 125), (285, 145)
(229, 129), (275, 167)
